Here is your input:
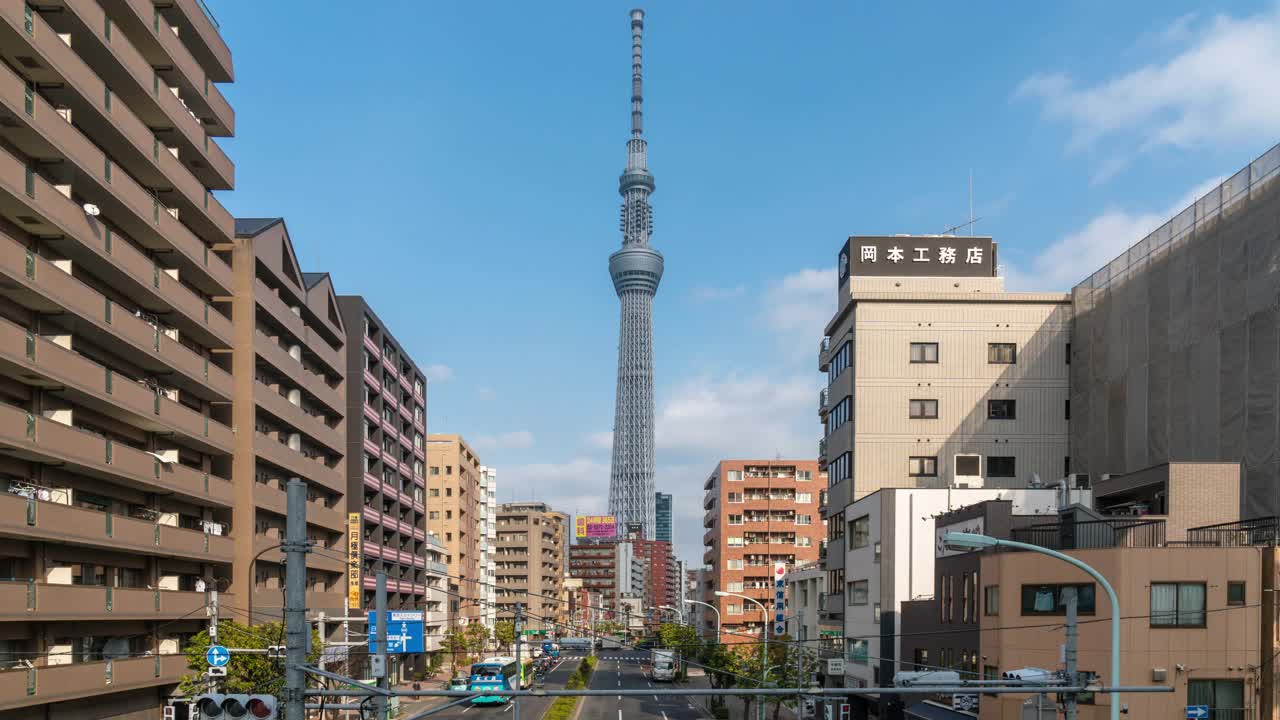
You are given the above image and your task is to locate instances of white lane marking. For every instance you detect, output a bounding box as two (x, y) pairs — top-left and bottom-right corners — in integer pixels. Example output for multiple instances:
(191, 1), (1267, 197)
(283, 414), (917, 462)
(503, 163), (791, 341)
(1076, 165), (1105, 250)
(688, 703), (696, 710)
(653, 695), (659, 701)
(647, 681), (652, 688)
(618, 711), (623, 720)
(662, 713), (669, 720)
(460, 706), (472, 714)
(503, 703), (513, 713)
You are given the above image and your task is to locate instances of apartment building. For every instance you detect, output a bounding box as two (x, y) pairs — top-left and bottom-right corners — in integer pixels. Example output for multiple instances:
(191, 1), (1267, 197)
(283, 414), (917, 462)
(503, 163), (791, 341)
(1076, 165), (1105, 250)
(336, 296), (438, 619)
(426, 434), (483, 623)
(0, 0), (236, 714)
(568, 541), (619, 613)
(479, 466), (498, 633)
(701, 460), (825, 642)
(629, 536), (674, 626)
(229, 219), (347, 624)
(494, 502), (567, 631)
(1070, 143), (1280, 520)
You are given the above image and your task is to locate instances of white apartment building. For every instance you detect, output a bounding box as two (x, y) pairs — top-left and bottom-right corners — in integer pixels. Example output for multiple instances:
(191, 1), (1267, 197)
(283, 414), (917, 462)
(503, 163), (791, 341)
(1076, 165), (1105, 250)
(479, 466), (499, 632)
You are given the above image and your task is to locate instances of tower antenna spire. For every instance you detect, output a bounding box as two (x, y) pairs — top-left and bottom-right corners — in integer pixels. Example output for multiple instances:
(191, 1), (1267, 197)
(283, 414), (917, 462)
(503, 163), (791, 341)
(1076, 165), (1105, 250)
(630, 9), (644, 140)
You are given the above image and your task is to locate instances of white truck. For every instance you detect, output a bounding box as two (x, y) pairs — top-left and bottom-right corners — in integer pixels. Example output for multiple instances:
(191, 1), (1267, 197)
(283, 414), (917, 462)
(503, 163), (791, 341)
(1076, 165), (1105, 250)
(650, 649), (677, 681)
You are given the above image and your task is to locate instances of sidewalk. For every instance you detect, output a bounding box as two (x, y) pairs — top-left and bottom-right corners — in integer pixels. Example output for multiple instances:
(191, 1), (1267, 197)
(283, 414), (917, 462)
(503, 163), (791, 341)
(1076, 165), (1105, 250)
(684, 667), (802, 720)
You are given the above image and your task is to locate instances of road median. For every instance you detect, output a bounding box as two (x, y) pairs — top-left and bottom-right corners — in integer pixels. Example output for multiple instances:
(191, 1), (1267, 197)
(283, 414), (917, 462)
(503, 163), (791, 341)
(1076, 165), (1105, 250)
(541, 655), (597, 720)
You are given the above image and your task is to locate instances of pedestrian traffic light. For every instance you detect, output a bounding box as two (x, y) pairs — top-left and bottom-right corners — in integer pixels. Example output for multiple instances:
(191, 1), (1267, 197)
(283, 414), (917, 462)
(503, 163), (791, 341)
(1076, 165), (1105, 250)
(194, 694), (277, 719)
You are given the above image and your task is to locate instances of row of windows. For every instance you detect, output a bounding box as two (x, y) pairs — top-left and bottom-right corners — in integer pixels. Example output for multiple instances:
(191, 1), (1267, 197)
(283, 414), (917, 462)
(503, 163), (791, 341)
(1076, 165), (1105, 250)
(726, 469), (814, 481)
(723, 492), (814, 503)
(828, 341), (851, 385)
(908, 342), (1023, 364)
(826, 397), (851, 435)
(828, 452), (851, 486)
(982, 581), (1243, 626)
(909, 455), (1016, 477)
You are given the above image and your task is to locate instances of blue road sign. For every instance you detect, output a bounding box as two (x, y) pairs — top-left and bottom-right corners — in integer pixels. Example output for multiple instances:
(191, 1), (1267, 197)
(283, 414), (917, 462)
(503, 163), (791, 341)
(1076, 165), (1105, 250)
(206, 645), (230, 668)
(1186, 706), (1210, 720)
(367, 610), (425, 654)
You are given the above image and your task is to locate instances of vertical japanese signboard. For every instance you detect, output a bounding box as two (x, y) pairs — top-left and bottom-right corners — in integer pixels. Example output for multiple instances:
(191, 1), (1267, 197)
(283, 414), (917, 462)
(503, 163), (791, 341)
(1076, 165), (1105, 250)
(347, 512), (362, 608)
(773, 562), (787, 636)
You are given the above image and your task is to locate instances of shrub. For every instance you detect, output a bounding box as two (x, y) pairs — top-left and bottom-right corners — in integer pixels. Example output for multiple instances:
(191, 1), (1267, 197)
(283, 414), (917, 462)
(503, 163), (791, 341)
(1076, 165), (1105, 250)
(542, 696), (578, 720)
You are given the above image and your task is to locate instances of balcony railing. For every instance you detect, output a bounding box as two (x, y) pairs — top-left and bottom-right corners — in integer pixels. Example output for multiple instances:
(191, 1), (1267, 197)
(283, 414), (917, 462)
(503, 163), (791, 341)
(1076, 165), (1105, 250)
(819, 387), (829, 413)
(1184, 517), (1280, 547)
(1009, 518), (1166, 551)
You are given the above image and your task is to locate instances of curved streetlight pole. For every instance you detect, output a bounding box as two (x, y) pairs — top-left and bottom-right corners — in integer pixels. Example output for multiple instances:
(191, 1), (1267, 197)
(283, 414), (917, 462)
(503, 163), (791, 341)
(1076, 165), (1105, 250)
(684, 599), (721, 642)
(943, 532), (1121, 720)
(716, 590), (769, 720)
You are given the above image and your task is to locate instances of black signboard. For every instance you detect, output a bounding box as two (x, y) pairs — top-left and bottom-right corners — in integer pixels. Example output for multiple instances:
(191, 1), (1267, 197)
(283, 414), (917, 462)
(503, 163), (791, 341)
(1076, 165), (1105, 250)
(838, 236), (996, 281)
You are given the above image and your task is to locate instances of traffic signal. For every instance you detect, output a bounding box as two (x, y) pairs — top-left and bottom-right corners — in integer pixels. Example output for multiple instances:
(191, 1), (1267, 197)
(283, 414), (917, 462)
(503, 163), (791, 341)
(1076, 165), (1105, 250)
(194, 694), (277, 719)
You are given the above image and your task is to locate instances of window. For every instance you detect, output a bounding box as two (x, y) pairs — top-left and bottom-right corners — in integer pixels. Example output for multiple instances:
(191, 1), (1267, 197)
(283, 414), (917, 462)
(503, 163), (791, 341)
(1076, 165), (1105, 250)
(909, 399), (938, 419)
(1188, 680), (1244, 719)
(429, 488), (440, 497)
(727, 492), (744, 504)
(1065, 342), (1071, 364)
(847, 638), (868, 665)
(988, 343), (1016, 364)
(828, 341), (851, 384)
(847, 580), (869, 605)
(910, 342), (939, 363)
(913, 649), (930, 671)
(829, 452), (852, 485)
(796, 470), (812, 482)
(848, 515), (870, 549)
(429, 466), (440, 476)
(1065, 399), (1070, 420)
(727, 537), (743, 547)
(728, 514), (743, 525)
(727, 559), (744, 570)
(984, 585), (999, 616)
(987, 456), (1016, 477)
(873, 542), (881, 563)
(726, 581), (744, 592)
(988, 399), (1016, 419)
(873, 603), (881, 623)
(796, 492), (812, 504)
(1151, 583), (1206, 627)
(429, 511), (439, 520)
(826, 397), (851, 435)
(1227, 581), (1246, 606)
(1021, 583), (1096, 616)
(727, 470), (743, 482)
(796, 514), (812, 525)
(908, 456), (938, 477)
(727, 604), (743, 615)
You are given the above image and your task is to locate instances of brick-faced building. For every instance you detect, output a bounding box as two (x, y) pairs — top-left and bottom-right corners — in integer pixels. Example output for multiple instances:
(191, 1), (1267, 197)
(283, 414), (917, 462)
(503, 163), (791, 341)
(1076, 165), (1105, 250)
(701, 460), (825, 642)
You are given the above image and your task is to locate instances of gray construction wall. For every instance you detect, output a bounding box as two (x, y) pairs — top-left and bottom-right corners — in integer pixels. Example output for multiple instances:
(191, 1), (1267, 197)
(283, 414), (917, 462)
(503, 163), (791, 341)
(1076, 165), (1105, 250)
(1070, 143), (1280, 517)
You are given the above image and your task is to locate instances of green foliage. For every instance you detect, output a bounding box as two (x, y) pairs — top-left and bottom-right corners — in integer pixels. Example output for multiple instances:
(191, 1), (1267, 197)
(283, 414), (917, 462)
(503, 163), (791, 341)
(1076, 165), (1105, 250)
(711, 704), (731, 719)
(494, 620), (516, 649)
(700, 642), (738, 690)
(564, 655), (597, 690)
(463, 622), (490, 655)
(178, 620), (319, 696)
(657, 623), (700, 655)
(542, 695), (578, 720)
(593, 620), (624, 636)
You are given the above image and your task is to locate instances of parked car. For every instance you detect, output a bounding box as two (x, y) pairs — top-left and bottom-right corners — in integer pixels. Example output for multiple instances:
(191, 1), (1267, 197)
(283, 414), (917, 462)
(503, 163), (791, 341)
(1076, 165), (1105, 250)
(448, 677), (470, 692)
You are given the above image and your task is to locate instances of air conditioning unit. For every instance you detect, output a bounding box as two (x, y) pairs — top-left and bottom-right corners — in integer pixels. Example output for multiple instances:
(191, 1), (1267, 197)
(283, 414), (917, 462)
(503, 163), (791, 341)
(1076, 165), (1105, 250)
(953, 455), (983, 488)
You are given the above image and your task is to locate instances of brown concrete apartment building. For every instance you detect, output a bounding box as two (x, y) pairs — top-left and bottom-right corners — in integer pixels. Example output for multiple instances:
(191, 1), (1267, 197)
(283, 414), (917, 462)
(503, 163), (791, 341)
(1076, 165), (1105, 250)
(494, 502), (568, 632)
(229, 218), (348, 623)
(0, 0), (237, 714)
(701, 460), (825, 642)
(427, 434), (484, 623)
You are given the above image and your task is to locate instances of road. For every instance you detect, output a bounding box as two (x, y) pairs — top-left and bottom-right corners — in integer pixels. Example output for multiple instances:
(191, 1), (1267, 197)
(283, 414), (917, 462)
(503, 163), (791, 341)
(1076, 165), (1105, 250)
(577, 650), (705, 720)
(396, 655), (576, 719)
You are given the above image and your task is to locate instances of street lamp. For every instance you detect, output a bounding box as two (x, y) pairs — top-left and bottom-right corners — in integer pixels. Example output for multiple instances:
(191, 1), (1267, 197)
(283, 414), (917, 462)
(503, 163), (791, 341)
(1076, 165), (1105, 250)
(658, 605), (683, 624)
(716, 590), (769, 720)
(944, 531), (1121, 720)
(684, 599), (721, 641)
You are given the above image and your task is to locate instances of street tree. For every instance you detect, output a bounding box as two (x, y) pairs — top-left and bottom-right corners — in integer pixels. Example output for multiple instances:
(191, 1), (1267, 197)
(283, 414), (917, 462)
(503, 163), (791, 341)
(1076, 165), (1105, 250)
(179, 620), (319, 696)
(494, 620), (516, 651)
(462, 622), (490, 658)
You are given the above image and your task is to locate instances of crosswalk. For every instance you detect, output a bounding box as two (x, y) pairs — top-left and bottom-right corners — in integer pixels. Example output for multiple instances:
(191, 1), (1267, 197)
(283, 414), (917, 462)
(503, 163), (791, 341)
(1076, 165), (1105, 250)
(560, 653), (643, 662)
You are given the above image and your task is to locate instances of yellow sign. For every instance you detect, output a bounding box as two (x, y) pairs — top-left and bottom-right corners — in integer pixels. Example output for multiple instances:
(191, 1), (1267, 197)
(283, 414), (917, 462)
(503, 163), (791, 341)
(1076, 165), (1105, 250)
(347, 513), (362, 608)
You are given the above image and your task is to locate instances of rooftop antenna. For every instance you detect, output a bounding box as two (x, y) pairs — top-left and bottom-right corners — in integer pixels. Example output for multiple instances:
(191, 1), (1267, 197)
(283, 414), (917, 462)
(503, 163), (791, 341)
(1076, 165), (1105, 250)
(941, 170), (981, 236)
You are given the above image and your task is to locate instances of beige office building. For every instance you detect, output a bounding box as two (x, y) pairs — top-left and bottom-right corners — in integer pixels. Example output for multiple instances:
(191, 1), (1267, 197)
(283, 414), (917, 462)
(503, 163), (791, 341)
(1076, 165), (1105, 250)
(494, 502), (568, 631)
(426, 434), (484, 624)
(0, 0), (237, 715)
(819, 236), (1072, 515)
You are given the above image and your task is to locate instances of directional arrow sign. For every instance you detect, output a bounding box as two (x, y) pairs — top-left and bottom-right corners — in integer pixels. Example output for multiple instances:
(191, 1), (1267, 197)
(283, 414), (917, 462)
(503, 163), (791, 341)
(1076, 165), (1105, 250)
(1186, 707), (1210, 720)
(205, 645), (230, 668)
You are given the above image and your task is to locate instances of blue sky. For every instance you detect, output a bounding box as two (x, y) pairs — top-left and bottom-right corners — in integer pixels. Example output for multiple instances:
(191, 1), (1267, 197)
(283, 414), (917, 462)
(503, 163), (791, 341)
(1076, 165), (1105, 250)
(212, 1), (1280, 563)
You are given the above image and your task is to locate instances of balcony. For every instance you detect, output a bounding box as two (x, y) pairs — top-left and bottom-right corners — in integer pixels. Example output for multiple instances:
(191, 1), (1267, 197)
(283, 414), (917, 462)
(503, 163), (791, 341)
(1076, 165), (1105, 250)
(818, 336), (831, 372)
(0, 316), (232, 455)
(0, 581), (223, 621)
(163, 0), (234, 84)
(0, 491), (233, 562)
(253, 432), (344, 495)
(1009, 518), (1166, 551)
(1, 234), (234, 403)
(818, 387), (829, 415)
(253, 381), (343, 455)
(0, 654), (187, 712)
(0, 402), (233, 508)
(0, 137), (231, 350)
(254, 481), (344, 533)
(100, 0), (235, 135)
(0, 25), (233, 290)
(1184, 517), (1280, 547)
(818, 437), (827, 467)
(254, 331), (344, 415)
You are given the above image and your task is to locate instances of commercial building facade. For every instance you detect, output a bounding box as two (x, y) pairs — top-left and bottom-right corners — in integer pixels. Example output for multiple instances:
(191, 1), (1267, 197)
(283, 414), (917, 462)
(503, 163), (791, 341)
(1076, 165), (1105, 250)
(655, 491), (672, 543)
(337, 296), (443, 624)
(479, 466), (498, 632)
(1070, 143), (1280, 518)
(426, 434), (483, 625)
(493, 502), (567, 631)
(701, 460), (825, 642)
(0, 0), (237, 714)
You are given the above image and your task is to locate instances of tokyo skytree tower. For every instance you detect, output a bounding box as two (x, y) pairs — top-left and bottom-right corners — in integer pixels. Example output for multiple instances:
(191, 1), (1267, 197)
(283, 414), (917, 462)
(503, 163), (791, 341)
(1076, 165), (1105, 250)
(608, 8), (663, 540)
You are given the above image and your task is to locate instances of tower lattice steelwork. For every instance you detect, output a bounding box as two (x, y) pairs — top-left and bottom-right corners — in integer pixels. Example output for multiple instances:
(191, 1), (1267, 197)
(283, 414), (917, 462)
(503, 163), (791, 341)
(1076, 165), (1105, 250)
(608, 8), (663, 540)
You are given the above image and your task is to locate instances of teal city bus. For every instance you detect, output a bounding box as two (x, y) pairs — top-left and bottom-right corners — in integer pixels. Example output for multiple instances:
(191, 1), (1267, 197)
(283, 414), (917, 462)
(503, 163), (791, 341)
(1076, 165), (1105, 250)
(468, 656), (527, 704)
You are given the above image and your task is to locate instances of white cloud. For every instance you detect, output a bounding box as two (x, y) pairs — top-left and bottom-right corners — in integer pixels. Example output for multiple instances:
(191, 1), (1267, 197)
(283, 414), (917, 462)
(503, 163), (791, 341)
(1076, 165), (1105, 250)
(473, 430), (535, 451)
(500, 457), (610, 513)
(585, 431), (614, 451)
(1018, 8), (1280, 169)
(423, 364), (455, 383)
(656, 372), (818, 460)
(692, 285), (746, 302)
(1006, 176), (1224, 291)
(759, 267), (836, 363)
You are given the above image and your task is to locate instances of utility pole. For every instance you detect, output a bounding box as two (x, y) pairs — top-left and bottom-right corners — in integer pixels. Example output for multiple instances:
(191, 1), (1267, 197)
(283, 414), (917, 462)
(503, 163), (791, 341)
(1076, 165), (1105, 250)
(374, 572), (388, 720)
(513, 603), (523, 720)
(283, 478), (309, 720)
(1063, 586), (1079, 720)
(795, 608), (804, 718)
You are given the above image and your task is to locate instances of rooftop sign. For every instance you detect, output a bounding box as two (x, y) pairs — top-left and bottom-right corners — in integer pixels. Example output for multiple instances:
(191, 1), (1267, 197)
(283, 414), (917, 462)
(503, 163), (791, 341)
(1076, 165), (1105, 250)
(838, 236), (996, 283)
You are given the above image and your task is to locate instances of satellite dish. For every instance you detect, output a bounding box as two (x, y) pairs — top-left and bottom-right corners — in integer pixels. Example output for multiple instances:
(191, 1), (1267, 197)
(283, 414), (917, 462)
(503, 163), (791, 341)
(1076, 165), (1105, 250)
(83, 203), (100, 216)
